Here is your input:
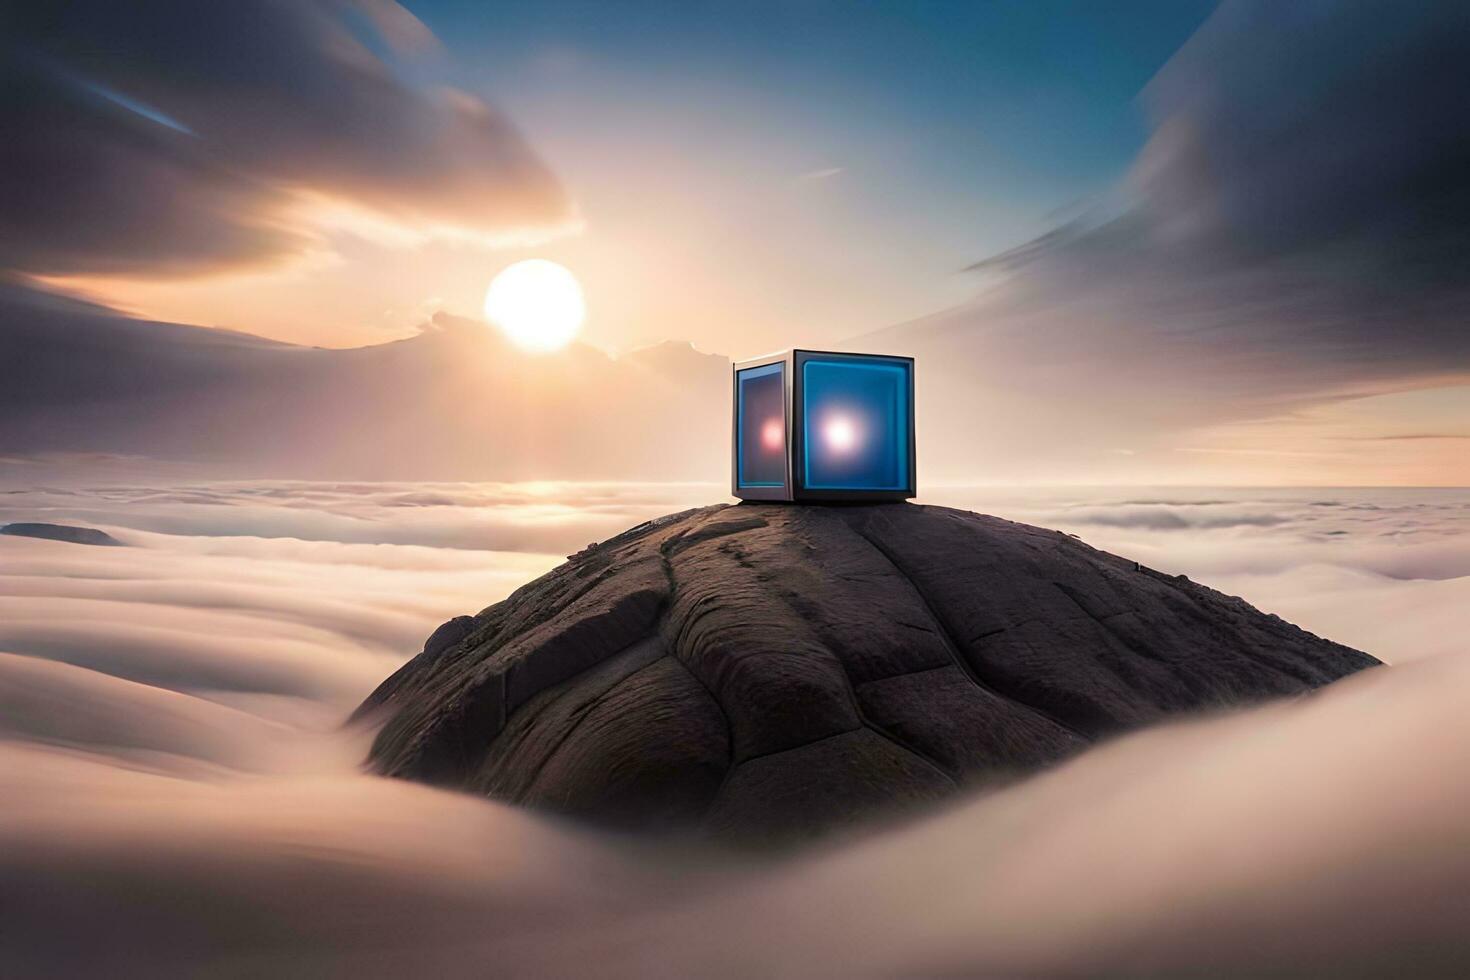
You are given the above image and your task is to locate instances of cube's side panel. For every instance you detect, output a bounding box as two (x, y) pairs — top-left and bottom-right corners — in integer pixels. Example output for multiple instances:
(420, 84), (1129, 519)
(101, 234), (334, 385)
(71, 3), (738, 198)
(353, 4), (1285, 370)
(791, 349), (916, 502)
(907, 354), (917, 498)
(731, 352), (794, 501)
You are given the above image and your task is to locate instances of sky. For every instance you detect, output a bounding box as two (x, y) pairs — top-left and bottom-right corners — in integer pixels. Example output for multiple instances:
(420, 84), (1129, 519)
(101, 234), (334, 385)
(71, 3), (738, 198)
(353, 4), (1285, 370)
(3, 9), (1470, 968)
(414, 0), (1219, 355)
(2, 0), (1468, 485)
(16, 1), (1215, 354)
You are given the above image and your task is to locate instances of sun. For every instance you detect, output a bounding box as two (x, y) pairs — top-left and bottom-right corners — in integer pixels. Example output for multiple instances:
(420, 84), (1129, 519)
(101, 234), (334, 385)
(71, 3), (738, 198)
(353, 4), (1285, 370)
(483, 259), (586, 353)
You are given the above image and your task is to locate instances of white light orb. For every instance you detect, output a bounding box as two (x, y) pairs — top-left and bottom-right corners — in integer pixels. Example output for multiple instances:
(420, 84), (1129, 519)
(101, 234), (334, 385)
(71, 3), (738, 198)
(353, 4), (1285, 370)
(483, 259), (585, 353)
(823, 415), (859, 454)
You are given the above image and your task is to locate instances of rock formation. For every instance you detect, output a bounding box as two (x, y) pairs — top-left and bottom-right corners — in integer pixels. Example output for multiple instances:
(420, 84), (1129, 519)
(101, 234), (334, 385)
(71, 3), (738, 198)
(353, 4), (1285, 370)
(0, 523), (123, 546)
(355, 503), (1379, 846)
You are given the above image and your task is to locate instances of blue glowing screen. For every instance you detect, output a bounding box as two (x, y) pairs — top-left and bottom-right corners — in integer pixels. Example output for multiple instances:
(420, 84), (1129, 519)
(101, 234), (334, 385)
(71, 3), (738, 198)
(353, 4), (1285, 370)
(801, 355), (911, 491)
(736, 362), (786, 488)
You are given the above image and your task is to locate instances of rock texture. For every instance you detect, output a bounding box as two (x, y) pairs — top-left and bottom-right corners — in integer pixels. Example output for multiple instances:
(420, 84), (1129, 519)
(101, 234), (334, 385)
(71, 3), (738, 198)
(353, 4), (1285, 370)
(0, 523), (123, 546)
(355, 503), (1380, 846)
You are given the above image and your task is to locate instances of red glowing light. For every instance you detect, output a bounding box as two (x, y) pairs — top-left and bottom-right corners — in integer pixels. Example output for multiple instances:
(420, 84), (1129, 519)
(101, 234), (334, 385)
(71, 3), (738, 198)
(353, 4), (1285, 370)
(760, 418), (784, 451)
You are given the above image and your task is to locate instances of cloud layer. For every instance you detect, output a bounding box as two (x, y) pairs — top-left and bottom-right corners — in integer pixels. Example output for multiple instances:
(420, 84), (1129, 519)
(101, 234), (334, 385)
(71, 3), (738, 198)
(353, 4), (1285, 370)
(1, 1), (570, 278)
(6, 619), (1470, 975)
(0, 478), (1466, 974)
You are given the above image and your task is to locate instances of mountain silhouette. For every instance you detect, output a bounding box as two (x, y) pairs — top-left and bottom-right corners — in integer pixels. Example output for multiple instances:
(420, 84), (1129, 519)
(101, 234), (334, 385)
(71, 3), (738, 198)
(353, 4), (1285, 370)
(0, 282), (727, 480)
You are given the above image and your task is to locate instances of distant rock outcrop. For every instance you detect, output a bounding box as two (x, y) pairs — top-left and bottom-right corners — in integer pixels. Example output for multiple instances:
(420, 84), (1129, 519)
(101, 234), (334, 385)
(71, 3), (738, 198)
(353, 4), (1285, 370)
(356, 503), (1379, 846)
(0, 523), (123, 547)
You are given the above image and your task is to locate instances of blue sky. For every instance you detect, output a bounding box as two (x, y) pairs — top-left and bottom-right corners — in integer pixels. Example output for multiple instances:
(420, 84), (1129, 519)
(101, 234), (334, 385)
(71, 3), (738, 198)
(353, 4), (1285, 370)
(419, 1), (1215, 198)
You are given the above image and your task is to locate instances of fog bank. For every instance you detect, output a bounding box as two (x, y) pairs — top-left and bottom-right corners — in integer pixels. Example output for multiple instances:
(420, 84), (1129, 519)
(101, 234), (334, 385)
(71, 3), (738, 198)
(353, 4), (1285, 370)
(1, 478), (1465, 975)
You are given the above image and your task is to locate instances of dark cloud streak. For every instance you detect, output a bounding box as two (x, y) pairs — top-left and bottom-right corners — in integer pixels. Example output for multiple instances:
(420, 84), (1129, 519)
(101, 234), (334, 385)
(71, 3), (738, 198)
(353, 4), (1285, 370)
(876, 0), (1470, 469)
(0, 1), (570, 278)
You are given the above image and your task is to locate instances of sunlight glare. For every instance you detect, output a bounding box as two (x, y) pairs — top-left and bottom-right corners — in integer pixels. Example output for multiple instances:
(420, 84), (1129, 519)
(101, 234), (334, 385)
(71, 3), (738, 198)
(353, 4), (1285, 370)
(483, 259), (586, 353)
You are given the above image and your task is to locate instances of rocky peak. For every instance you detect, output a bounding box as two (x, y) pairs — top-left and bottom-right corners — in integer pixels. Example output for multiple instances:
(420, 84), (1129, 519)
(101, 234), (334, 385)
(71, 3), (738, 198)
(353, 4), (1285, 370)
(355, 503), (1379, 847)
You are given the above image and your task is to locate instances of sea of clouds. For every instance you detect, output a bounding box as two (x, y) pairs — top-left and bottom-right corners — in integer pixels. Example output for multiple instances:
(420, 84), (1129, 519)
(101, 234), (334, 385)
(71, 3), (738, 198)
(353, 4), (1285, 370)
(1, 478), (1467, 975)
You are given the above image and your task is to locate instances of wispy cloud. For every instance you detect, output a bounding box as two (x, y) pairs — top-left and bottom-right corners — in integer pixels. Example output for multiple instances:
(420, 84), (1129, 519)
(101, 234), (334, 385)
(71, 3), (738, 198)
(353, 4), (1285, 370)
(1, 1), (571, 280)
(1335, 433), (1470, 442)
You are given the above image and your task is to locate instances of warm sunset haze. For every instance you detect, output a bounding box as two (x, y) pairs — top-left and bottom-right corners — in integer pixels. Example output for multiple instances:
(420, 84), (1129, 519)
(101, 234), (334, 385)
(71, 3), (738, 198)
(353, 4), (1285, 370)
(5, 0), (1466, 485)
(2, 1), (1469, 977)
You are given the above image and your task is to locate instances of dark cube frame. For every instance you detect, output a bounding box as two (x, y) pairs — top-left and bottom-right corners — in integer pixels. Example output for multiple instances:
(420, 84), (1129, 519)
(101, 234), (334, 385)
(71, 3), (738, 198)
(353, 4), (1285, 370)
(731, 348), (916, 503)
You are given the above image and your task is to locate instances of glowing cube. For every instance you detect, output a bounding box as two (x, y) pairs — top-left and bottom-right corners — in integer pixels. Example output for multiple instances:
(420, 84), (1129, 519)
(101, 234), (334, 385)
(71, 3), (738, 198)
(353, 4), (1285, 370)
(732, 349), (915, 502)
